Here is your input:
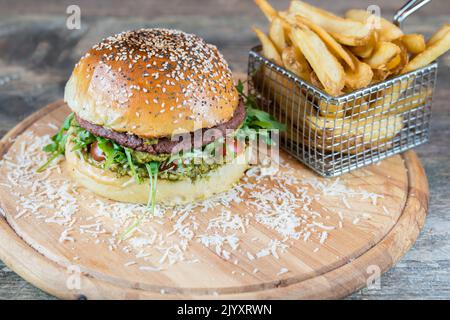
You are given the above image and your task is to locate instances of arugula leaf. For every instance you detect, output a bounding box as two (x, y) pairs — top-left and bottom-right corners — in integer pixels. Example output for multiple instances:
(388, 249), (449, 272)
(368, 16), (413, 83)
(120, 161), (159, 240)
(97, 138), (114, 155)
(145, 162), (159, 211)
(96, 138), (120, 169)
(71, 129), (96, 151)
(124, 148), (141, 184)
(38, 113), (74, 172)
(236, 79), (245, 95)
(245, 104), (286, 131)
(43, 143), (57, 153)
(235, 81), (285, 144)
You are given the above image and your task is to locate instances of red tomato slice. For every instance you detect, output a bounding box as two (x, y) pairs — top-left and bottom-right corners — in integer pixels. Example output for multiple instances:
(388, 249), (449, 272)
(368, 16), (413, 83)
(89, 141), (106, 162)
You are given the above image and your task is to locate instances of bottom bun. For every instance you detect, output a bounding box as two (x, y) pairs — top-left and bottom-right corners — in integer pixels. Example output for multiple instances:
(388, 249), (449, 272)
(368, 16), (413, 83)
(65, 139), (249, 205)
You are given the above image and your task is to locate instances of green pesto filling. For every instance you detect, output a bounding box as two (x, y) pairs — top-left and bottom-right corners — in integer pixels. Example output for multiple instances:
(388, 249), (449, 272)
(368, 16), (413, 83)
(132, 151), (170, 164)
(83, 146), (222, 182)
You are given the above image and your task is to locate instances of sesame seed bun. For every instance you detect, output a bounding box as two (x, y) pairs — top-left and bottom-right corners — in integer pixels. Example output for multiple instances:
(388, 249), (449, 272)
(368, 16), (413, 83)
(65, 138), (250, 205)
(64, 28), (239, 138)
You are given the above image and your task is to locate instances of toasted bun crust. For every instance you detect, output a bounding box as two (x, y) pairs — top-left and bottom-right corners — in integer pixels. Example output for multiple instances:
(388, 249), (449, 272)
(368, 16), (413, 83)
(64, 28), (239, 138)
(65, 139), (249, 205)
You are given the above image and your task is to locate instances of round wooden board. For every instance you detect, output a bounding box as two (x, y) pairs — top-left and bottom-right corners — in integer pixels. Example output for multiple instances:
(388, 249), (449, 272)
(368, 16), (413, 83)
(0, 100), (429, 300)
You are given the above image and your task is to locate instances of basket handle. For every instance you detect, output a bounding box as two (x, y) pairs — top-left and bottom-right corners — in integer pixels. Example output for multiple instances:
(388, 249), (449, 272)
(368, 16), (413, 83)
(393, 0), (432, 27)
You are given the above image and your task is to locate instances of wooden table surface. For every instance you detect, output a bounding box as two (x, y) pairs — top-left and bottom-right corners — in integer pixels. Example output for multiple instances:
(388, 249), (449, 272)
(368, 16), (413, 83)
(0, 0), (449, 300)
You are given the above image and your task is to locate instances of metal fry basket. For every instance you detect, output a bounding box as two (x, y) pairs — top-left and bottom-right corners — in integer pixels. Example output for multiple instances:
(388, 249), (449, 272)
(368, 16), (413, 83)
(248, 46), (437, 177)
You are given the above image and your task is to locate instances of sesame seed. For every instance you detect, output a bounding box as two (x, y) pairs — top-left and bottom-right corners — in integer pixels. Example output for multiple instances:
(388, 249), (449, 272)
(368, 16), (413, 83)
(88, 28), (234, 114)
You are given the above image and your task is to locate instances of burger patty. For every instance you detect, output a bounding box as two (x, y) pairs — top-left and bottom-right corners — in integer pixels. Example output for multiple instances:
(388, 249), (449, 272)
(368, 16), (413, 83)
(75, 98), (246, 154)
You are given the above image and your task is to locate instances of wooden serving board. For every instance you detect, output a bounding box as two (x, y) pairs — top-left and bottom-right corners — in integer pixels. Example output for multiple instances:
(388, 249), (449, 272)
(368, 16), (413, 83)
(0, 100), (428, 300)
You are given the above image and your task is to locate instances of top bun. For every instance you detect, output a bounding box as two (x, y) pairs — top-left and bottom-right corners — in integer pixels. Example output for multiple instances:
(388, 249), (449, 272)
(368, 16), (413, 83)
(64, 28), (239, 138)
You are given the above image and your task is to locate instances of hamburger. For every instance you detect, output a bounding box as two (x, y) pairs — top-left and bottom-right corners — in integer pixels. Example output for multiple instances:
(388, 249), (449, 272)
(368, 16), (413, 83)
(40, 28), (283, 208)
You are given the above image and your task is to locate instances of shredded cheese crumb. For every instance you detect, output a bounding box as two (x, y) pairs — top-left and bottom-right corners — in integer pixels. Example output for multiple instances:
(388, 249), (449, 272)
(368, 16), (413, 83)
(0, 131), (385, 278)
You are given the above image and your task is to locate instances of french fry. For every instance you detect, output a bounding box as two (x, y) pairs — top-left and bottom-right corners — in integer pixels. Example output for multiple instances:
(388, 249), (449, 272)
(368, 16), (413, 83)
(343, 49), (373, 90)
(386, 54), (402, 70)
(289, 25), (345, 96)
(269, 17), (288, 53)
(252, 26), (283, 66)
(281, 46), (311, 81)
(389, 39), (409, 75)
(371, 39), (408, 82)
(252, 64), (314, 134)
(390, 88), (432, 114)
(257, 68), (398, 152)
(388, 27), (450, 103)
(289, 1), (373, 46)
(254, 0), (278, 22)
(345, 9), (403, 42)
(402, 26), (450, 73)
(318, 97), (370, 118)
(350, 31), (378, 58)
(309, 70), (324, 90)
(373, 40), (409, 101)
(402, 34), (426, 54)
(427, 24), (450, 47)
(254, 56), (402, 154)
(368, 88), (432, 117)
(257, 65), (403, 154)
(250, 1), (450, 158)
(302, 113), (404, 154)
(371, 69), (391, 82)
(363, 41), (401, 69)
(288, 14), (355, 70)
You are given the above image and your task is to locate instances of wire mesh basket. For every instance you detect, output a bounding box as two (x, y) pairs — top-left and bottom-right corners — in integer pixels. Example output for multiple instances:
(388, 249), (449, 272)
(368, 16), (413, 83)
(248, 45), (437, 177)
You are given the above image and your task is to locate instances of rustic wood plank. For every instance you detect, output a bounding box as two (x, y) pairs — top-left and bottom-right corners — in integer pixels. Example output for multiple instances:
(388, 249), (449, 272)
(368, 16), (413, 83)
(0, 0), (448, 18)
(0, 263), (55, 300)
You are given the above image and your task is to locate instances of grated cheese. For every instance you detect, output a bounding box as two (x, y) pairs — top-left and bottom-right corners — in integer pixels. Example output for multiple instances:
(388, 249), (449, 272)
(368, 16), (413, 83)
(139, 265), (163, 272)
(276, 267), (289, 276)
(0, 131), (385, 278)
